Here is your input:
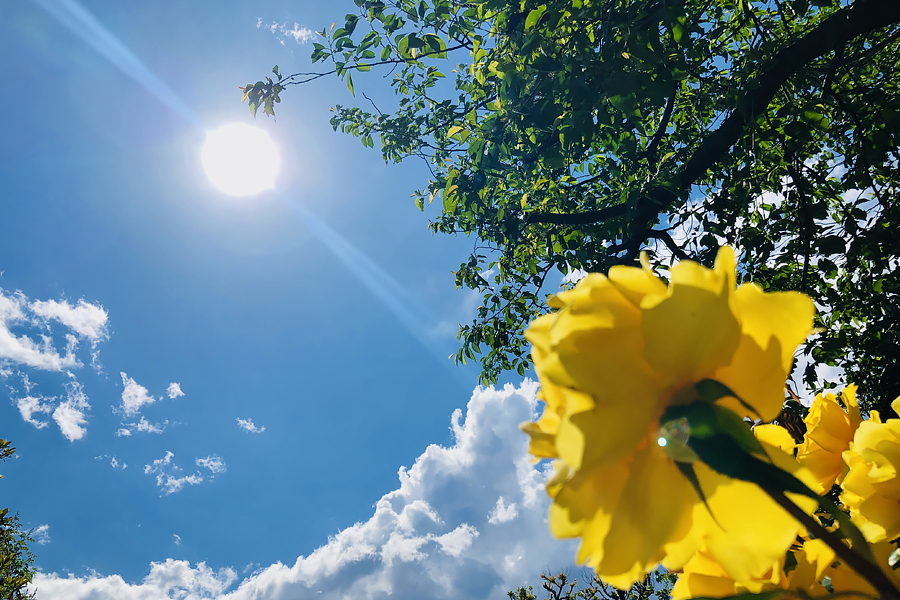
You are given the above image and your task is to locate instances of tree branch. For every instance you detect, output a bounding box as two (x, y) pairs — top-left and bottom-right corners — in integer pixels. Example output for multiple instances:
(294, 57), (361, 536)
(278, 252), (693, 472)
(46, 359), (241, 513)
(525, 0), (900, 229)
(648, 230), (690, 260)
(643, 82), (678, 171)
(281, 43), (470, 86)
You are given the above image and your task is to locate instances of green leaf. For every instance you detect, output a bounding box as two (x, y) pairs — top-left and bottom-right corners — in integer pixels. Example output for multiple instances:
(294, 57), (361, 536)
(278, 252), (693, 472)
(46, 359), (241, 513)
(524, 6), (546, 31)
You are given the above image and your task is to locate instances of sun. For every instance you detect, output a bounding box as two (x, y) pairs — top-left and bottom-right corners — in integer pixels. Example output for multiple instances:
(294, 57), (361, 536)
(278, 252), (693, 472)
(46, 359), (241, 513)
(201, 123), (280, 197)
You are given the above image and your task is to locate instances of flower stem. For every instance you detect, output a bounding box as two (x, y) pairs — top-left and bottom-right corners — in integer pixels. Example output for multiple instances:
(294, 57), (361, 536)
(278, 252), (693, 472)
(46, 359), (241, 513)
(764, 488), (900, 600)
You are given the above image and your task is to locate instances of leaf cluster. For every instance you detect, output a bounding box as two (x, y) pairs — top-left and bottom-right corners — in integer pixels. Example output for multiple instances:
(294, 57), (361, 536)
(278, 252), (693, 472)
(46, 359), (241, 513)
(250, 0), (900, 413)
(508, 570), (675, 600)
(0, 441), (37, 600)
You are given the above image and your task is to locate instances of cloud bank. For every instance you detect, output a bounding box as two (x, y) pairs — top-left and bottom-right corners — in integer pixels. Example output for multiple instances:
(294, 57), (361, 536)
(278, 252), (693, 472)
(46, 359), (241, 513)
(31, 381), (577, 599)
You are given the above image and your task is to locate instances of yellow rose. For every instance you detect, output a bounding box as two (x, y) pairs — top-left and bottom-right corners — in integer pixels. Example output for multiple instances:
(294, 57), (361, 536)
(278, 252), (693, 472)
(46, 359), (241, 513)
(796, 385), (863, 494)
(824, 540), (900, 599)
(671, 538), (834, 600)
(523, 247), (816, 588)
(841, 397), (900, 543)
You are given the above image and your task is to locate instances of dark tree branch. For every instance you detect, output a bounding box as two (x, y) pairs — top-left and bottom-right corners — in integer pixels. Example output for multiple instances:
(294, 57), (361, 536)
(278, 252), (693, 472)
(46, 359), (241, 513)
(648, 230), (690, 260)
(643, 82), (678, 172)
(524, 0), (900, 229)
(280, 43), (471, 86)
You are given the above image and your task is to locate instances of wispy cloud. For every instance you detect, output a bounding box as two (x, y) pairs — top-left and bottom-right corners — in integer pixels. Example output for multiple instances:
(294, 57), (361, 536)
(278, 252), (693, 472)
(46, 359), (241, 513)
(29, 298), (109, 343)
(16, 395), (53, 429)
(173, 534), (182, 546)
(32, 524), (51, 545)
(196, 455), (226, 474)
(257, 18), (316, 45)
(236, 418), (265, 434)
(0, 288), (84, 371)
(143, 451), (222, 496)
(135, 416), (166, 434)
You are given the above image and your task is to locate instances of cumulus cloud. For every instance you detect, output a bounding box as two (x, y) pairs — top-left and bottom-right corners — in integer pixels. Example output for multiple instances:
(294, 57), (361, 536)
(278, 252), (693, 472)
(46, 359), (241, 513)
(166, 382), (185, 399)
(33, 381), (577, 600)
(257, 19), (316, 45)
(32, 524), (51, 545)
(196, 455), (226, 474)
(52, 380), (91, 442)
(487, 497), (518, 525)
(119, 373), (155, 416)
(34, 560), (237, 600)
(115, 428), (132, 437)
(236, 418), (265, 433)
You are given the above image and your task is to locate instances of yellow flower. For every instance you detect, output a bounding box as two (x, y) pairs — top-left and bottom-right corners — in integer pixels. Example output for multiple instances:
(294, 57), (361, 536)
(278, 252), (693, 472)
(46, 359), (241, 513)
(671, 538), (834, 600)
(824, 540), (900, 599)
(796, 385), (863, 494)
(840, 397), (900, 543)
(523, 247), (816, 588)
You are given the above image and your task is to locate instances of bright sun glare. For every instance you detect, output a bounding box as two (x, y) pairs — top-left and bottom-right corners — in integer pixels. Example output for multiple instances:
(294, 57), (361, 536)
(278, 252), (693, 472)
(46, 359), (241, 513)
(201, 123), (280, 197)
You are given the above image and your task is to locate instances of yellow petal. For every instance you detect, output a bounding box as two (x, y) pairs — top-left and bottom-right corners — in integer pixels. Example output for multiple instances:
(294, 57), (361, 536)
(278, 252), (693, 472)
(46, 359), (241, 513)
(641, 265), (741, 390)
(753, 424), (796, 453)
(692, 451), (811, 584)
(607, 263), (667, 308)
(796, 439), (842, 495)
(672, 572), (739, 600)
(857, 492), (900, 543)
(715, 284), (814, 421)
(590, 444), (695, 588)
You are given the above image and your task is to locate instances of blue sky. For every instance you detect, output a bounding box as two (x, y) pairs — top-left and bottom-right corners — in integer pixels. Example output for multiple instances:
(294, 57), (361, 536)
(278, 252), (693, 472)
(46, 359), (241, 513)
(1, 1), (582, 598)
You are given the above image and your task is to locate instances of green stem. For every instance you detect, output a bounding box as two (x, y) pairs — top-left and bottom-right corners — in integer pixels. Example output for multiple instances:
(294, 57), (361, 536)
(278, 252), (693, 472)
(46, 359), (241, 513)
(764, 488), (900, 600)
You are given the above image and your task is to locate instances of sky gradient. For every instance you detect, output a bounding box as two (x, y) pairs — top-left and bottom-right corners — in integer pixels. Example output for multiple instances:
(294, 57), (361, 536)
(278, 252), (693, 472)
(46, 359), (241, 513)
(1, 1), (578, 598)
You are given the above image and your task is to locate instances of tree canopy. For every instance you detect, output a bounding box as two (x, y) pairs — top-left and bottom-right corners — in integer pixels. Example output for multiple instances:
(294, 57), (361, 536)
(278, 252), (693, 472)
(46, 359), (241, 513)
(245, 0), (900, 414)
(0, 440), (37, 600)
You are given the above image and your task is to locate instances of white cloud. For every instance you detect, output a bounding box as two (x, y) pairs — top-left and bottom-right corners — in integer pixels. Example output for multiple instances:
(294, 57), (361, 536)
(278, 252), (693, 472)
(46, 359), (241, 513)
(144, 451), (175, 475)
(115, 428), (132, 437)
(196, 455), (226, 474)
(119, 372), (155, 416)
(236, 418), (265, 433)
(33, 524), (51, 545)
(488, 497), (518, 525)
(0, 289), (79, 371)
(258, 19), (316, 45)
(136, 416), (166, 434)
(30, 298), (109, 342)
(157, 473), (204, 496)
(144, 451), (220, 496)
(32, 381), (577, 600)
(17, 395), (53, 429)
(560, 267), (589, 286)
(111, 456), (126, 469)
(174, 534), (182, 546)
(167, 382), (185, 399)
(34, 560), (237, 600)
(52, 380), (91, 442)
